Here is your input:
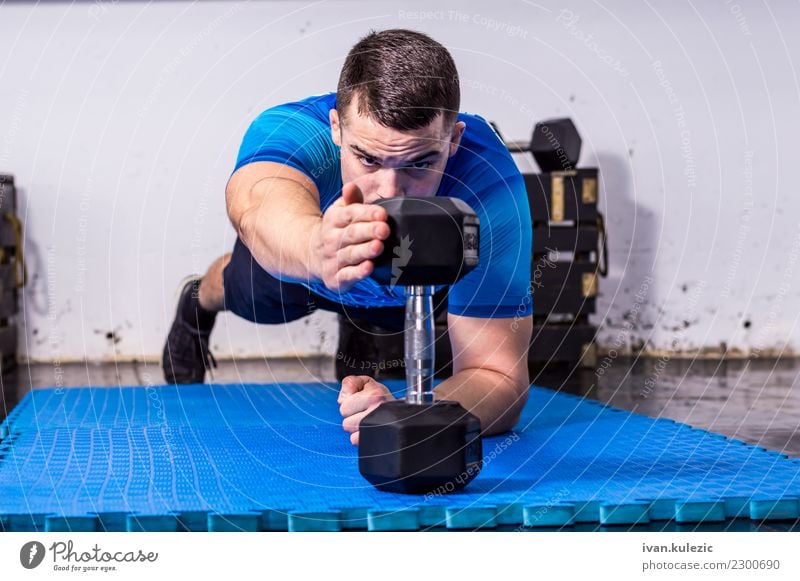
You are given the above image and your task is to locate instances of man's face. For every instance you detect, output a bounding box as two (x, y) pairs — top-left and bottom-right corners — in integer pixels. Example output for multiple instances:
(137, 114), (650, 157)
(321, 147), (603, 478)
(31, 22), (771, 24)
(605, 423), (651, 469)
(330, 99), (465, 203)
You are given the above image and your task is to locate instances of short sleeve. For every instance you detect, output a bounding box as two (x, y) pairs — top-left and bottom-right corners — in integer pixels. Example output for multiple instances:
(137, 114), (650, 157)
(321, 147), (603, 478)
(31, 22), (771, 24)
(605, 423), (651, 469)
(233, 100), (340, 199)
(444, 120), (533, 319)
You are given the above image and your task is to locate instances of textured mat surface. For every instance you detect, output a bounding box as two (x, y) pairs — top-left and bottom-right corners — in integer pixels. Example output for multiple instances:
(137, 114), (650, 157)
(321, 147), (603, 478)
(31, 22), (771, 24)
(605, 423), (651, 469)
(1, 381), (799, 531)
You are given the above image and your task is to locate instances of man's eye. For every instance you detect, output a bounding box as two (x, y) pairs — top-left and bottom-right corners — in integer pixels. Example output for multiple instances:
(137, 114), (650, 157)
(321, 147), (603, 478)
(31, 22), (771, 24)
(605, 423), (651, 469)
(408, 161), (432, 170)
(359, 156), (379, 167)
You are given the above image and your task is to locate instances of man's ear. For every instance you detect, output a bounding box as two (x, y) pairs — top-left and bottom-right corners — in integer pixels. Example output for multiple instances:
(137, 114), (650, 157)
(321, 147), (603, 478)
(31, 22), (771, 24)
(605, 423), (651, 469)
(330, 108), (342, 147)
(448, 121), (466, 157)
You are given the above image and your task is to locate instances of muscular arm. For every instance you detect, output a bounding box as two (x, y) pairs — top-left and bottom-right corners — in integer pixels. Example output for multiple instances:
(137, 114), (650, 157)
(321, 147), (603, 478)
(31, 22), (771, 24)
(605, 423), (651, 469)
(338, 313), (532, 445)
(226, 161), (324, 282)
(434, 313), (533, 435)
(226, 161), (389, 290)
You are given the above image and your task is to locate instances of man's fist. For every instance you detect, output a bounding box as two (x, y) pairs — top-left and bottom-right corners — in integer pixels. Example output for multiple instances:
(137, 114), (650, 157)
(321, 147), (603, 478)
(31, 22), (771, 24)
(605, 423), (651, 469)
(338, 375), (395, 446)
(312, 182), (390, 293)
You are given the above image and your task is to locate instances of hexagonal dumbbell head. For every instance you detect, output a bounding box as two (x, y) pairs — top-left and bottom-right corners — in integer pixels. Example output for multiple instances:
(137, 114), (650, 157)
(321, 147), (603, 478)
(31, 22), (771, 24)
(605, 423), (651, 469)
(359, 400), (483, 494)
(531, 117), (582, 172)
(370, 196), (479, 286)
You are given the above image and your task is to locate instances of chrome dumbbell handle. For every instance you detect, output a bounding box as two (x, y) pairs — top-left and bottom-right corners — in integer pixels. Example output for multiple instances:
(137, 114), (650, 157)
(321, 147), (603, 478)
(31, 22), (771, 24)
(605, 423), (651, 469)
(404, 285), (436, 405)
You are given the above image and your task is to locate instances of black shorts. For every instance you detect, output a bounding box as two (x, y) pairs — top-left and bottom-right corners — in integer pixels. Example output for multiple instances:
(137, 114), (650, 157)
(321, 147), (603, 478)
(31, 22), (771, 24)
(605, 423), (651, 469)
(222, 237), (448, 331)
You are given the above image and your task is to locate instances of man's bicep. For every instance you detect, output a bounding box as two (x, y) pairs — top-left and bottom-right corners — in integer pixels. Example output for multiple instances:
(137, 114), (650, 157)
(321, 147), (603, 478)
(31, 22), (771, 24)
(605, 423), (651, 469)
(447, 313), (531, 389)
(225, 161), (320, 232)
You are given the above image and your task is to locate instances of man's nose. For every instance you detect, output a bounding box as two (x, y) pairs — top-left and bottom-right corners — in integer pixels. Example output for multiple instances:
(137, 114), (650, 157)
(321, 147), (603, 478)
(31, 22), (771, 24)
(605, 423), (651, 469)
(374, 168), (405, 199)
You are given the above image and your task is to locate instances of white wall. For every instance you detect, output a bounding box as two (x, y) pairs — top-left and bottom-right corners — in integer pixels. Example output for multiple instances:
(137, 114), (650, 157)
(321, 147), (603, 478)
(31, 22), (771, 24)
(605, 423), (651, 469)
(1, 0), (798, 362)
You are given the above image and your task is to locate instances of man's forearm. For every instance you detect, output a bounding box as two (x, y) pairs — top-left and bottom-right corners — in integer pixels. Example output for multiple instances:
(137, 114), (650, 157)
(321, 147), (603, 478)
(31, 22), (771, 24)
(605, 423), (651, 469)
(237, 177), (323, 282)
(433, 368), (528, 435)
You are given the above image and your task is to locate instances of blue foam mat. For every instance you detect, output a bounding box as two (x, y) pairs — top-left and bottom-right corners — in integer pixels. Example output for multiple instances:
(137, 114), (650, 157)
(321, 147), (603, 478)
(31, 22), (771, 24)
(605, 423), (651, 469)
(1, 381), (798, 531)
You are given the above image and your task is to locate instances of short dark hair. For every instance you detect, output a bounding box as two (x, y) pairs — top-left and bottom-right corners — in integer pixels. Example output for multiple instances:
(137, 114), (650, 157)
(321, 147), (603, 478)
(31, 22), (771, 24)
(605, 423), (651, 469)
(336, 29), (460, 131)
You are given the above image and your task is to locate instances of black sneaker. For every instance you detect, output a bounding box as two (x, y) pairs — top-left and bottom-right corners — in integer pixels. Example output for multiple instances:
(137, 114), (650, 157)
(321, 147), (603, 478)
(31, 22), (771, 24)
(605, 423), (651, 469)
(335, 315), (381, 381)
(162, 277), (218, 384)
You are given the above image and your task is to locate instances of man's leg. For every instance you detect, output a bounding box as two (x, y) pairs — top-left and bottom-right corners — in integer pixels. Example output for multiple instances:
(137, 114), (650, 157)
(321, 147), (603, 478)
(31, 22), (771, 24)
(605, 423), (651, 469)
(161, 255), (230, 384)
(220, 237), (314, 324)
(163, 237), (314, 384)
(197, 253), (231, 313)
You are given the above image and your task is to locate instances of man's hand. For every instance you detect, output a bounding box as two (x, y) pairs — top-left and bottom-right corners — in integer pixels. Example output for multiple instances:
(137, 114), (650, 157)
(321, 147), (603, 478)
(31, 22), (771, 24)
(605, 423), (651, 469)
(338, 375), (395, 446)
(312, 183), (390, 293)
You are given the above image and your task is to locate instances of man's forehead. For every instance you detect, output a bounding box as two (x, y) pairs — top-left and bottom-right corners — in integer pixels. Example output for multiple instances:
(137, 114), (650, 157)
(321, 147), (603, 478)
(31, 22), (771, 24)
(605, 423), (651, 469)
(338, 99), (449, 147)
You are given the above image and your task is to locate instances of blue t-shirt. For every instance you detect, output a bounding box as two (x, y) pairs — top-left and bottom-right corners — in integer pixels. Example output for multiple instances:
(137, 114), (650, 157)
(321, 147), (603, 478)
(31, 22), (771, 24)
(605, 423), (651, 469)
(234, 92), (532, 319)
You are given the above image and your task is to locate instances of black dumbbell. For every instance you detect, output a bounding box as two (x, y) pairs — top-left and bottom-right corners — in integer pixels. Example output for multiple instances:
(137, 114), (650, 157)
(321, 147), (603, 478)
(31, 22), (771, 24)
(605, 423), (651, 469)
(494, 117), (582, 173)
(358, 196), (483, 494)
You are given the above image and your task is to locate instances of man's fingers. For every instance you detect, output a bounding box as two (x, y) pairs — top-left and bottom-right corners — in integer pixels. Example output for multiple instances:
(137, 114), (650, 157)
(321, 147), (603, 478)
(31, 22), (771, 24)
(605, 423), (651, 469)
(338, 375), (373, 402)
(342, 408), (370, 433)
(334, 261), (373, 288)
(337, 374), (392, 447)
(337, 239), (383, 267)
(339, 389), (388, 418)
(329, 204), (386, 228)
(330, 184), (363, 208)
(342, 395), (386, 433)
(341, 182), (365, 205)
(342, 221), (390, 246)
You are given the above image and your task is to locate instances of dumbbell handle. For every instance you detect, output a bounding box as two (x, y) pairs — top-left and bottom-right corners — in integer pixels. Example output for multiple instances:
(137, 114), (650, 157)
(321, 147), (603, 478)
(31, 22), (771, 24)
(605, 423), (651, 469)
(404, 285), (436, 404)
(503, 140), (531, 153)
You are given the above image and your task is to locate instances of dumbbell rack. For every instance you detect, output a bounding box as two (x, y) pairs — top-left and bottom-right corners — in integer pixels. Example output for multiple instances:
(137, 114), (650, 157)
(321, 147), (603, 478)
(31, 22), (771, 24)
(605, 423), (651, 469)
(0, 174), (23, 375)
(525, 168), (606, 368)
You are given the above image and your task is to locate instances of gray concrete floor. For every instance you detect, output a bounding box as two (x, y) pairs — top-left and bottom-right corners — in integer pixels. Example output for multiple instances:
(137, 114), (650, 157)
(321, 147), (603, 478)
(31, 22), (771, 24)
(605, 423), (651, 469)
(533, 356), (800, 459)
(2, 355), (798, 458)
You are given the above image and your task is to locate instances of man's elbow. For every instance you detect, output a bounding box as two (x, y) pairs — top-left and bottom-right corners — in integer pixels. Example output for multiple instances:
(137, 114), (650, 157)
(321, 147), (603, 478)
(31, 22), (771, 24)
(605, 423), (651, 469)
(483, 380), (529, 436)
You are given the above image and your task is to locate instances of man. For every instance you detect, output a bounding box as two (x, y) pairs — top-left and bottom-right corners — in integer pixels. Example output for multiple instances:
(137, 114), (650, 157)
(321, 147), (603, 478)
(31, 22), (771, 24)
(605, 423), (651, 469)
(162, 29), (533, 445)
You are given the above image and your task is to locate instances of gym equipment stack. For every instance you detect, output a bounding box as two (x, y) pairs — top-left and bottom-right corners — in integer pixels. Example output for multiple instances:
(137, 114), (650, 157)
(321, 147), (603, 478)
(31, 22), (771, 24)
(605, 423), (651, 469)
(500, 118), (607, 369)
(0, 174), (23, 375)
